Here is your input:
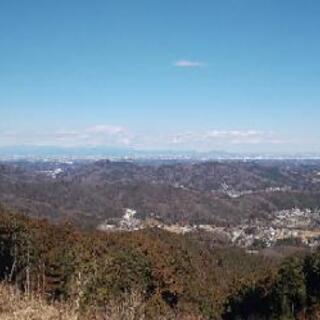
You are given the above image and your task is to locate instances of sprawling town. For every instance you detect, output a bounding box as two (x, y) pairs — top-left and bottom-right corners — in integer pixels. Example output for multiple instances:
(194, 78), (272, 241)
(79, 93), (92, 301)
(98, 207), (320, 249)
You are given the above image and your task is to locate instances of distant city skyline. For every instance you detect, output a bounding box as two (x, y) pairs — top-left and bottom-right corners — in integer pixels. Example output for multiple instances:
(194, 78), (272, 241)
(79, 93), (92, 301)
(1, 1), (320, 153)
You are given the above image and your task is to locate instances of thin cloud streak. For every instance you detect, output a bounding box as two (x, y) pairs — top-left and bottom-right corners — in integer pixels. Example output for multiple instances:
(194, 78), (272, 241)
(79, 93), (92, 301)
(173, 60), (205, 68)
(169, 130), (285, 146)
(0, 127), (287, 151)
(0, 125), (134, 148)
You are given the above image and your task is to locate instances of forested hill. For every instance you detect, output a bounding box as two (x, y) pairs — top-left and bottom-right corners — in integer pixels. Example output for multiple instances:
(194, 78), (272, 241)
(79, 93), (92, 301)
(1, 204), (320, 319)
(1, 160), (320, 228)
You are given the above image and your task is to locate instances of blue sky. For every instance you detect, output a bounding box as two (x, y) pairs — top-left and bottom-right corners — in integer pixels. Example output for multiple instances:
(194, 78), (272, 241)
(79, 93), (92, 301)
(1, 0), (320, 152)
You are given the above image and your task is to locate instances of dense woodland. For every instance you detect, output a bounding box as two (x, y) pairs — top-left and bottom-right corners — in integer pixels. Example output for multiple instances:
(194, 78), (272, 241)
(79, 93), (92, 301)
(1, 204), (320, 319)
(1, 160), (320, 228)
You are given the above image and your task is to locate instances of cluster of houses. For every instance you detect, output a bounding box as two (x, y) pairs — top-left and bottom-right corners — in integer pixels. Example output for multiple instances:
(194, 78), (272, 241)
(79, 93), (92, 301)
(219, 182), (292, 198)
(98, 207), (320, 249)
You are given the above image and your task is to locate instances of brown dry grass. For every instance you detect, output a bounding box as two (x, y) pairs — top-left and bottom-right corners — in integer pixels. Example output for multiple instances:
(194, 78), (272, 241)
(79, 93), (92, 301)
(0, 283), (77, 320)
(0, 284), (73, 320)
(0, 283), (204, 320)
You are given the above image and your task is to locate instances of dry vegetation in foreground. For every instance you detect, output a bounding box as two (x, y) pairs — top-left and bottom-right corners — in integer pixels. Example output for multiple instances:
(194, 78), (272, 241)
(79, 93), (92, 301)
(0, 283), (77, 320)
(0, 283), (203, 320)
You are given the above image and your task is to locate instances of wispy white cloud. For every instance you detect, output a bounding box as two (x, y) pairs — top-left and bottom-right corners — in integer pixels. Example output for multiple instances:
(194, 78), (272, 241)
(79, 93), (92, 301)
(169, 130), (284, 146)
(0, 125), (133, 147)
(0, 127), (287, 151)
(85, 125), (126, 135)
(173, 60), (205, 68)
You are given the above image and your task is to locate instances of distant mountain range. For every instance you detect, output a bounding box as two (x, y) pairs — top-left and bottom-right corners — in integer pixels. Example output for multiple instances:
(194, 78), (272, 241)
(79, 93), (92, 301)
(1, 145), (320, 160)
